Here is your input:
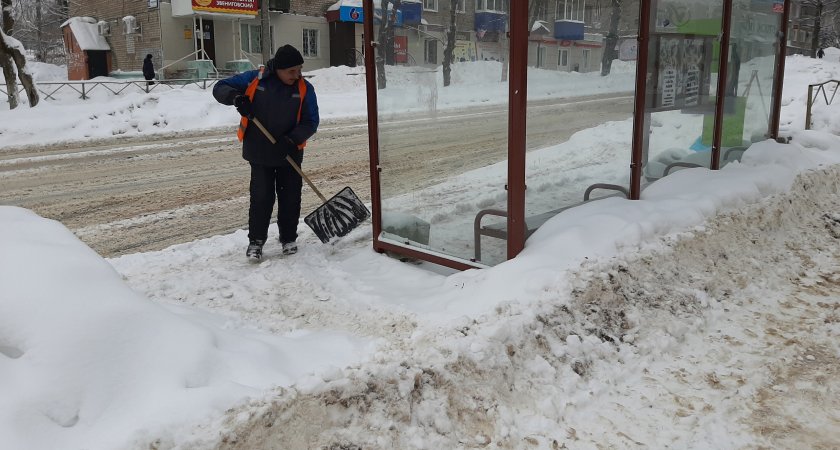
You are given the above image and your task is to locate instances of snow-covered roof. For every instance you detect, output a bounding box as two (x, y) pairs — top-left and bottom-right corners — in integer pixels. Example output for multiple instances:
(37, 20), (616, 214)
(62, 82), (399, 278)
(61, 17), (110, 51)
(531, 20), (550, 33)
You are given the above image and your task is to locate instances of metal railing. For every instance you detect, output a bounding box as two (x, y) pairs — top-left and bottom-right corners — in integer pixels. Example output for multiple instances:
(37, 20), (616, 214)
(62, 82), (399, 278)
(806, 79), (840, 130)
(0, 78), (223, 101)
(156, 49), (219, 79)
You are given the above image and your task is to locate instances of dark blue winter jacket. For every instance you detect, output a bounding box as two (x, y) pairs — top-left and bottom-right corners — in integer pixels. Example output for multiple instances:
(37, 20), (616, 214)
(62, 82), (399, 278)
(213, 69), (319, 167)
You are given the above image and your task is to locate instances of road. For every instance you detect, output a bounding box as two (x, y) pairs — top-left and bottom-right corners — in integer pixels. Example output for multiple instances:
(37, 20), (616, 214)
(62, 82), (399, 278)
(0, 93), (633, 257)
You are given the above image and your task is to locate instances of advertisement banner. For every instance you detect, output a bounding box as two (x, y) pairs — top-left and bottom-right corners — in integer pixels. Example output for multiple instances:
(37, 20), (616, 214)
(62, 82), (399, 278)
(191, 0), (258, 15)
(394, 36), (408, 63)
(339, 5), (403, 26)
(453, 40), (477, 62)
(653, 35), (712, 110)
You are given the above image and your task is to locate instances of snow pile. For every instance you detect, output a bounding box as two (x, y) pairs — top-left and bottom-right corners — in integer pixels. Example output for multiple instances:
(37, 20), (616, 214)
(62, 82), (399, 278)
(170, 161), (840, 450)
(0, 208), (374, 450)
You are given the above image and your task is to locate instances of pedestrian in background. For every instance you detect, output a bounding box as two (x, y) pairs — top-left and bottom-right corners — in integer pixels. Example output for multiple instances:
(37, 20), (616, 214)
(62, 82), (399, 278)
(212, 45), (319, 261)
(142, 54), (155, 85)
(818, 48), (825, 59)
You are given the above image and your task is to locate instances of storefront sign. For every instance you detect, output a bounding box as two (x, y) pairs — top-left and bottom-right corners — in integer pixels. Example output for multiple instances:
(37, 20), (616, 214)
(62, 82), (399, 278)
(191, 0), (258, 15)
(339, 5), (403, 26)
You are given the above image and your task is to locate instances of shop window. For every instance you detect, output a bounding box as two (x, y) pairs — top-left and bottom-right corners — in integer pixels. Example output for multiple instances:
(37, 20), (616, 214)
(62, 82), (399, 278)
(582, 48), (590, 70)
(303, 29), (319, 58)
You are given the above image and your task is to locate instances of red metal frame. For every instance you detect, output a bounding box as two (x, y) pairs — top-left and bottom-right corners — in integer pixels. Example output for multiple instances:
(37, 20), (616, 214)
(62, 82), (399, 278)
(506, 0), (528, 260)
(770, 0), (791, 139)
(363, 0), (385, 255)
(630, 0), (653, 200)
(710, 0), (734, 171)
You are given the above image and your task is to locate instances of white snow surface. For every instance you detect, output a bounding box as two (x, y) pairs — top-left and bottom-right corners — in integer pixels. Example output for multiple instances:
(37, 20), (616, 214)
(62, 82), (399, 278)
(1, 52), (840, 449)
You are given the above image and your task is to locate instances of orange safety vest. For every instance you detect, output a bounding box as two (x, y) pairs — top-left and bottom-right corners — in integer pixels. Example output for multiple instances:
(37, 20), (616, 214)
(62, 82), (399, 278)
(237, 68), (308, 150)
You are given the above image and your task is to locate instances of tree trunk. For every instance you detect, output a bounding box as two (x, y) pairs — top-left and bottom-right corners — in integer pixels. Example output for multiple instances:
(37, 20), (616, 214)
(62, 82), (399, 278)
(600, 0), (622, 76)
(36, 0), (43, 61)
(376, 0), (392, 89)
(443, 0), (458, 86)
(1, 0), (13, 34)
(1, 29), (40, 108)
(811, 2), (823, 58)
(0, 45), (18, 109)
(260, 0), (272, 62)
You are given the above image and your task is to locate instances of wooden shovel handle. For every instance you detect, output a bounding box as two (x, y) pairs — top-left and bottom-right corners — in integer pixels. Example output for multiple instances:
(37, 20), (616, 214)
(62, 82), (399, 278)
(251, 117), (328, 203)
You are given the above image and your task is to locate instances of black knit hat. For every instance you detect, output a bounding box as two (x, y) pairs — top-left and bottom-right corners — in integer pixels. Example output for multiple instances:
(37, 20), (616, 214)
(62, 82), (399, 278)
(272, 45), (304, 69)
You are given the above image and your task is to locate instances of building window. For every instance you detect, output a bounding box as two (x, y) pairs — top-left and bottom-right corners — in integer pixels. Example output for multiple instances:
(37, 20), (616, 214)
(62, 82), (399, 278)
(476, 0), (507, 12)
(555, 0), (584, 21)
(240, 24), (262, 54)
(424, 0), (438, 11)
(558, 48), (568, 67)
(456, 0), (466, 12)
(303, 28), (319, 58)
(424, 39), (438, 64)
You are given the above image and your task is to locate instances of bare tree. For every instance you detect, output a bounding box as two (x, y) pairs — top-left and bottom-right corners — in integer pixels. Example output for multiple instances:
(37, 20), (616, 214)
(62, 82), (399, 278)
(600, 0), (621, 75)
(1, 0), (39, 109)
(376, 0), (400, 89)
(442, 0), (458, 86)
(9, 0), (69, 64)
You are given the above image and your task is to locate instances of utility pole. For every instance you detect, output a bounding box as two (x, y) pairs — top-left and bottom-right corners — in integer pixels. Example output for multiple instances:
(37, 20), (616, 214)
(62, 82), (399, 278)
(261, 0), (272, 62)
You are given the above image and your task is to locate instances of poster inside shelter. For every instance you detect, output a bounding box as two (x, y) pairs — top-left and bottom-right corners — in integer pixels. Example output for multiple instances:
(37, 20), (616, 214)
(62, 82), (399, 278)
(654, 35), (709, 110)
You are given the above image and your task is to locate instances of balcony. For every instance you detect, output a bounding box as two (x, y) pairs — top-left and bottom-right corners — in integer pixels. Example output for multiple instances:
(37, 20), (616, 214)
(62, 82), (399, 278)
(554, 20), (584, 40)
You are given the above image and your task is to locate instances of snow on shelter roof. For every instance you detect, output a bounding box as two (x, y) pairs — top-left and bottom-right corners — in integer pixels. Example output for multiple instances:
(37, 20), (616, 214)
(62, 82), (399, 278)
(61, 17), (110, 51)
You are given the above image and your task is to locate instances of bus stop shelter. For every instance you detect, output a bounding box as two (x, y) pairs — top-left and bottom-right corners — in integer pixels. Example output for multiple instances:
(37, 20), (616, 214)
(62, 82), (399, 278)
(361, 0), (791, 270)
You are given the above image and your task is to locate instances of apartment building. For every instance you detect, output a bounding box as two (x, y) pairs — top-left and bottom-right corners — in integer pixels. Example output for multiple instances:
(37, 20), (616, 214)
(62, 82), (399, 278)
(63, 0), (616, 79)
(786, 0), (817, 56)
(66, 0), (330, 79)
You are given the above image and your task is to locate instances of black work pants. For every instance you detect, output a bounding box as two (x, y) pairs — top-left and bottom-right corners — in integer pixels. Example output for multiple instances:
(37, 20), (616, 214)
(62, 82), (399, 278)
(248, 158), (303, 243)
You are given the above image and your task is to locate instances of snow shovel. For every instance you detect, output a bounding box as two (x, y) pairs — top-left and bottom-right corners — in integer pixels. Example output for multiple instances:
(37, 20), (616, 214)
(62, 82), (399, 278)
(251, 118), (370, 243)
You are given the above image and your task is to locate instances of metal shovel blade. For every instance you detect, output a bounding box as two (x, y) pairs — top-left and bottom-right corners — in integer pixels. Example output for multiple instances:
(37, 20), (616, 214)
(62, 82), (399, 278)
(304, 186), (371, 243)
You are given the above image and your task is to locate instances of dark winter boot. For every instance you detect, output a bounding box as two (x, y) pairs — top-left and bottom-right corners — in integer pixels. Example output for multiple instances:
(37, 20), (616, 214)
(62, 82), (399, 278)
(246, 239), (265, 261)
(281, 241), (298, 255)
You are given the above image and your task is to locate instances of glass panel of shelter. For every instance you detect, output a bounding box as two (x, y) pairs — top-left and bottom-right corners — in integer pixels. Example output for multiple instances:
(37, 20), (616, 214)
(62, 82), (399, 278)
(516, 0), (641, 266)
(641, 0), (724, 183)
(372, 1), (510, 265)
(718, 0), (783, 166)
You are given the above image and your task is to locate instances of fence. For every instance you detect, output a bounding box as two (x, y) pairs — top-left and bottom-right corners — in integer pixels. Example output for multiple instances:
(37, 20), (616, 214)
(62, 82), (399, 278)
(0, 78), (223, 102)
(806, 80), (840, 130)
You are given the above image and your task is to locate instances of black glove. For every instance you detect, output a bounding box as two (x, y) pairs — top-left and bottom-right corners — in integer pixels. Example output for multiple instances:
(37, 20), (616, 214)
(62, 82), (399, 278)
(281, 136), (299, 158)
(233, 95), (252, 118)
